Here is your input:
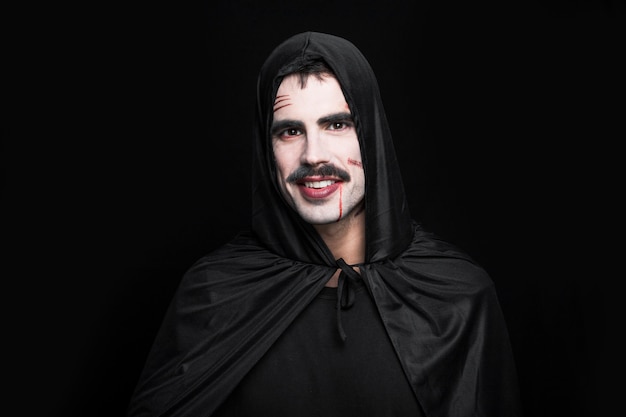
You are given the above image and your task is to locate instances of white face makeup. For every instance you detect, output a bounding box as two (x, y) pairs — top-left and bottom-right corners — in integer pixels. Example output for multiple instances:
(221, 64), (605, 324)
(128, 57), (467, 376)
(271, 74), (365, 226)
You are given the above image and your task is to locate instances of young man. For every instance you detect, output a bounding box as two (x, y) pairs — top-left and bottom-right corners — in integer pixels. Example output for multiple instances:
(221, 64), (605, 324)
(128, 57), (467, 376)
(128, 32), (522, 417)
(271, 63), (366, 288)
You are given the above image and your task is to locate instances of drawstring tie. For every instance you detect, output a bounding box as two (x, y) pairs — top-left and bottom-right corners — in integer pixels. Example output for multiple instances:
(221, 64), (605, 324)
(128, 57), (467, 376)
(335, 258), (361, 342)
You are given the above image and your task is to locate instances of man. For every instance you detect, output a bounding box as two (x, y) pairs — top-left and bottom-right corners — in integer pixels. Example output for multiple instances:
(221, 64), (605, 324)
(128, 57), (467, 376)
(128, 32), (522, 416)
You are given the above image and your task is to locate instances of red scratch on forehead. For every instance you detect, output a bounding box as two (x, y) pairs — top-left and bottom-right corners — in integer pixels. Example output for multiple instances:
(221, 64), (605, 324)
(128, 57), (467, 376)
(274, 95), (291, 112)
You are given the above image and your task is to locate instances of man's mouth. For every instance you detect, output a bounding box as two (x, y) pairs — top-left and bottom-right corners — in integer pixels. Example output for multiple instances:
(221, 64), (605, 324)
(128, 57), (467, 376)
(296, 178), (342, 199)
(303, 180), (336, 188)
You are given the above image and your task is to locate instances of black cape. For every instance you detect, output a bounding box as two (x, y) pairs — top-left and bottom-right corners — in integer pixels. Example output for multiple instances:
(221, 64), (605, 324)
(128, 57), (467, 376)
(128, 32), (522, 417)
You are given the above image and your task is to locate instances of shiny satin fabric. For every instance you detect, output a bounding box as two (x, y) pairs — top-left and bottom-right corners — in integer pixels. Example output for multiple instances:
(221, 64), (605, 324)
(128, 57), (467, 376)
(127, 32), (522, 416)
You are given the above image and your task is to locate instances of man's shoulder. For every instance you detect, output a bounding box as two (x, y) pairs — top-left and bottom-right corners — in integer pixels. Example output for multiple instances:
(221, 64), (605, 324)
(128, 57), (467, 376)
(394, 223), (494, 291)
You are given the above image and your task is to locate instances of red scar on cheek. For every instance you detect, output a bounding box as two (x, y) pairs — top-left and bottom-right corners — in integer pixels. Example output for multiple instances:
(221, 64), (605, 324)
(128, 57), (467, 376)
(347, 158), (363, 168)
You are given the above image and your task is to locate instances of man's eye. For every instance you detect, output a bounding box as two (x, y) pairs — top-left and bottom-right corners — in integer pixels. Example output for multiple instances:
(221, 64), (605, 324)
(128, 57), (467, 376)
(329, 121), (351, 130)
(277, 128), (301, 139)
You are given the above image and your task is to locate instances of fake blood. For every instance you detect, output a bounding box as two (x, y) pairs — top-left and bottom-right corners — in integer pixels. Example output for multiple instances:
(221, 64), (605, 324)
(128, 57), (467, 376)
(337, 183), (343, 221)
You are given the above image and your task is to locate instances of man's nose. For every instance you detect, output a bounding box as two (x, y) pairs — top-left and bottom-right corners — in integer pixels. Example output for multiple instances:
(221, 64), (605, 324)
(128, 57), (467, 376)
(301, 130), (331, 166)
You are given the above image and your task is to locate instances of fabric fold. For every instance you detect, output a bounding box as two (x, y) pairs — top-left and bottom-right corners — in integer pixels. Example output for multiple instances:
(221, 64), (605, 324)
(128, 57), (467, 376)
(335, 257), (362, 341)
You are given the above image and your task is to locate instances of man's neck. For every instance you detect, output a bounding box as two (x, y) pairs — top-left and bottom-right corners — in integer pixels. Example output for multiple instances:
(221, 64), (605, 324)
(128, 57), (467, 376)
(313, 206), (366, 267)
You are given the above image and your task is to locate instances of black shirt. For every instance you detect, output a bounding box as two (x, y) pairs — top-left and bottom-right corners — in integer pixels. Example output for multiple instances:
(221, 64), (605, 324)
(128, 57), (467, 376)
(214, 279), (424, 416)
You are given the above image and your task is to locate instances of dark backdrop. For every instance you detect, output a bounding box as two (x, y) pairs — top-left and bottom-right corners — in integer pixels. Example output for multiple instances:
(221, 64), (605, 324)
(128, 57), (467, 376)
(7, 1), (623, 416)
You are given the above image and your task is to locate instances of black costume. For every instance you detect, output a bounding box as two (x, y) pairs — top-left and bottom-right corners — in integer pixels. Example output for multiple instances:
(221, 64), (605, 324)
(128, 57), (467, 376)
(213, 282), (424, 416)
(128, 32), (522, 417)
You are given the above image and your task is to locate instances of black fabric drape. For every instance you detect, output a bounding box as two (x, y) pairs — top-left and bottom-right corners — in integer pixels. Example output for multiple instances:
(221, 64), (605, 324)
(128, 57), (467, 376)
(127, 32), (522, 417)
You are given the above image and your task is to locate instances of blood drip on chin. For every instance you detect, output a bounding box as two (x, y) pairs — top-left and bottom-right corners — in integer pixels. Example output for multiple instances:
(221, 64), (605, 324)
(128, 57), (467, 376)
(337, 183), (343, 222)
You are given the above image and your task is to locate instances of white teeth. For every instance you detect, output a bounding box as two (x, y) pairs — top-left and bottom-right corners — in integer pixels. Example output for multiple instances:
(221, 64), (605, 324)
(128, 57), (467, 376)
(304, 180), (335, 188)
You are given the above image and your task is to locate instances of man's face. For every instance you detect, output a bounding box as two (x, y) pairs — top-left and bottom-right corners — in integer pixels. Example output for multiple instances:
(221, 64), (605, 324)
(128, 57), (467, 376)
(271, 74), (365, 225)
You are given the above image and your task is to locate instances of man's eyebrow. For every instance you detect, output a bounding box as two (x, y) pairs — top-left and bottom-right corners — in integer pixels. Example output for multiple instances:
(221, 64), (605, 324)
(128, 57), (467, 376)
(271, 119), (304, 135)
(317, 112), (353, 125)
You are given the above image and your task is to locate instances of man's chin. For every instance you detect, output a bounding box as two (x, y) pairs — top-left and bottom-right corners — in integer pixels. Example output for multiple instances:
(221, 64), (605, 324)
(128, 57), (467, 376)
(298, 212), (342, 226)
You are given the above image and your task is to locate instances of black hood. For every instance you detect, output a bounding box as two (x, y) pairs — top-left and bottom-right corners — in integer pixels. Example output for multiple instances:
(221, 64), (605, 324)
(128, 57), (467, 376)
(251, 31), (413, 264)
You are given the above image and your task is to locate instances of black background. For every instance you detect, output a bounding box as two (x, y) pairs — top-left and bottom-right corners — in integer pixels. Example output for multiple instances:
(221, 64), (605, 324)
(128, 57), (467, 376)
(6, 0), (624, 416)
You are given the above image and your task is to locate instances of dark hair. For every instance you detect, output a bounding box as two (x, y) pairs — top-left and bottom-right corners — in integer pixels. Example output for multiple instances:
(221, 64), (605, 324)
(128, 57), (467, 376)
(281, 59), (335, 89)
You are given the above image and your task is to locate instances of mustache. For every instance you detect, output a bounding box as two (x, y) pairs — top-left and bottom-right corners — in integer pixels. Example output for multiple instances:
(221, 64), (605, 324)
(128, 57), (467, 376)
(286, 164), (351, 183)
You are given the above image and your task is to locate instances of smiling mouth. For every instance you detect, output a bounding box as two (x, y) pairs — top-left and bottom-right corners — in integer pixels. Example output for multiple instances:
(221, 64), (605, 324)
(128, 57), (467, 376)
(303, 180), (336, 188)
(296, 178), (342, 199)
